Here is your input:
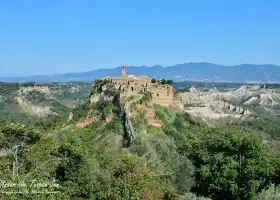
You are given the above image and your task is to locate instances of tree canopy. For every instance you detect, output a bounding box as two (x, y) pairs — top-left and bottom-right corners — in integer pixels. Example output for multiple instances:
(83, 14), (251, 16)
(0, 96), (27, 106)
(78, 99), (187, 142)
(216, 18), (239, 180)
(181, 128), (278, 200)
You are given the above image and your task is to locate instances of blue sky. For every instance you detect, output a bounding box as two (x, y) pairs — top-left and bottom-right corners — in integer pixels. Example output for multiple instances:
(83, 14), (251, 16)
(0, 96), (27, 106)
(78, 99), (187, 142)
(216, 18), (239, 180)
(0, 0), (279, 76)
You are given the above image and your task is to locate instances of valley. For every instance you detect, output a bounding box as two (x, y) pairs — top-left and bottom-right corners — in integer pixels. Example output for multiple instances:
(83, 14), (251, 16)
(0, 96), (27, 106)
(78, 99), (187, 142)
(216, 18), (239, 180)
(1, 71), (280, 199)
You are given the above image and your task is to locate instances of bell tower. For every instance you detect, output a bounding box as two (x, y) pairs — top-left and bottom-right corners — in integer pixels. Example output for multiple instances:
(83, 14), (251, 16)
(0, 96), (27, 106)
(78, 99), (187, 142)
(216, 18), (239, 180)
(121, 65), (126, 77)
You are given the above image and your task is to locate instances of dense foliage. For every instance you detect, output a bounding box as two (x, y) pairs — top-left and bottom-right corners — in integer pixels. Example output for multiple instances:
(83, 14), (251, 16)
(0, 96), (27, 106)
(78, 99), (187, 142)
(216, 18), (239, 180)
(181, 128), (278, 199)
(0, 82), (91, 128)
(0, 82), (20, 94)
(1, 81), (280, 199)
(151, 78), (173, 85)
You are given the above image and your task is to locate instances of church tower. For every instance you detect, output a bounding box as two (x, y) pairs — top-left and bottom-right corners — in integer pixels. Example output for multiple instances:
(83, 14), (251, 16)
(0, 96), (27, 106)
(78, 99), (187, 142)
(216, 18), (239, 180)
(121, 65), (126, 77)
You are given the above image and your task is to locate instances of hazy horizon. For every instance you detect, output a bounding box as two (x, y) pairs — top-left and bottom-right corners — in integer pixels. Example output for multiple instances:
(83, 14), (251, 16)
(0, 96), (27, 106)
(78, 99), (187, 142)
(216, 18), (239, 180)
(1, 62), (280, 78)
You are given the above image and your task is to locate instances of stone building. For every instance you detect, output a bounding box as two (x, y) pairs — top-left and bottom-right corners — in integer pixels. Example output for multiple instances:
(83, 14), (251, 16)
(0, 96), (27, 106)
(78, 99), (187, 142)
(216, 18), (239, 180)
(151, 84), (174, 106)
(101, 66), (152, 97)
(101, 66), (175, 106)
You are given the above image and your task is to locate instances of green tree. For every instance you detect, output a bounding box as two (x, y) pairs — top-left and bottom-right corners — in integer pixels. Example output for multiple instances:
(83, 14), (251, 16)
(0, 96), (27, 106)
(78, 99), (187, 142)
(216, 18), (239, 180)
(96, 154), (164, 199)
(161, 79), (167, 85)
(182, 128), (277, 200)
(20, 82), (35, 87)
(255, 184), (280, 200)
(166, 80), (174, 85)
(151, 78), (156, 83)
(54, 143), (94, 198)
(0, 124), (41, 176)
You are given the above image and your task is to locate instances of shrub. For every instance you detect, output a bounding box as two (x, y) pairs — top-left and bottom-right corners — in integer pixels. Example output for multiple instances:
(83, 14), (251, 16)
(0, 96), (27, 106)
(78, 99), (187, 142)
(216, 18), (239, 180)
(147, 125), (163, 134)
(161, 79), (167, 85)
(166, 80), (173, 85)
(255, 184), (280, 200)
(139, 92), (153, 104)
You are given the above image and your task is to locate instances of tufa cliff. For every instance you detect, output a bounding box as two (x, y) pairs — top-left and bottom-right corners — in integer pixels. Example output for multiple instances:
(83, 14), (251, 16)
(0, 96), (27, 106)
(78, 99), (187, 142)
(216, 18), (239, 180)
(71, 66), (183, 146)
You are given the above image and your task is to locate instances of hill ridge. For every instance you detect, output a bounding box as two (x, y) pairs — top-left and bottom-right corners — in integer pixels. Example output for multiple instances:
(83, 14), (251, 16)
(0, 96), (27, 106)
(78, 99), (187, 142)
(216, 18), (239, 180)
(1, 62), (280, 83)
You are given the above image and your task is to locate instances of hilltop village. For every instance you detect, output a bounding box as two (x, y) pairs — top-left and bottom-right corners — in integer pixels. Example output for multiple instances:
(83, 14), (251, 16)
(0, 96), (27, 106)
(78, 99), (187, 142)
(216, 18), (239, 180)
(101, 66), (177, 107)
(75, 66), (184, 129)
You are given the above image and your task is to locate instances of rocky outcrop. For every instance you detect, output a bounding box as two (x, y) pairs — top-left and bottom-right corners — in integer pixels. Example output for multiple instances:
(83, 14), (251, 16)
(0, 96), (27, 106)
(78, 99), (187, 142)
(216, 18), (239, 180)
(74, 80), (121, 129)
(20, 86), (50, 94)
(182, 85), (280, 126)
(222, 85), (280, 109)
(90, 93), (101, 104)
(75, 115), (96, 129)
(14, 96), (52, 117)
(206, 100), (251, 115)
(208, 87), (219, 93)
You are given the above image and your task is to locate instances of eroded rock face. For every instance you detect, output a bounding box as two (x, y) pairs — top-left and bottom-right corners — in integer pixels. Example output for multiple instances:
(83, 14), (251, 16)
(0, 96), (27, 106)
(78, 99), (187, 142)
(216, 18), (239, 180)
(90, 93), (100, 104)
(181, 85), (280, 126)
(243, 96), (259, 105)
(206, 100), (250, 115)
(222, 85), (280, 108)
(20, 86), (51, 94)
(75, 80), (122, 130)
(14, 96), (52, 117)
(75, 115), (96, 129)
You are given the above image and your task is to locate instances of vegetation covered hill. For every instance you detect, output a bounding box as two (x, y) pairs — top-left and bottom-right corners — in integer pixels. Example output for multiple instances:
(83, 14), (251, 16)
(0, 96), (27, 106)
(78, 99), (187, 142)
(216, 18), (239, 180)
(0, 82), (91, 125)
(1, 80), (280, 199)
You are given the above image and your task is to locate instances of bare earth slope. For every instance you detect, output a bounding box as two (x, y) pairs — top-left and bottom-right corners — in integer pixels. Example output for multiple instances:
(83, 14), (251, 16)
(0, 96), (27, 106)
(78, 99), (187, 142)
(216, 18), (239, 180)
(182, 85), (280, 126)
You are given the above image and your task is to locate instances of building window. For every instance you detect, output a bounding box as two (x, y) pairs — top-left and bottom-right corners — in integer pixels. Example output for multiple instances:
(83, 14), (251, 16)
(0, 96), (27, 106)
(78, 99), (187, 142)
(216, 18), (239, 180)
(131, 87), (134, 91)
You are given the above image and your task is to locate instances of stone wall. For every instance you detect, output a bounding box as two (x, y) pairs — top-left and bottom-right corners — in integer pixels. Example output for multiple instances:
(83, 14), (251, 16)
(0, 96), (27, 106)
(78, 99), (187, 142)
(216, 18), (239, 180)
(99, 65), (178, 107)
(102, 75), (152, 97)
(150, 84), (174, 106)
(100, 76), (176, 107)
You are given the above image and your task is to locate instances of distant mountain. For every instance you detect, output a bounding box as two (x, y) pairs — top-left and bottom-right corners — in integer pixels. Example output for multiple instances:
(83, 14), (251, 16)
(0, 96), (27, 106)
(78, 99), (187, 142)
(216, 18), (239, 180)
(1, 62), (280, 83)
